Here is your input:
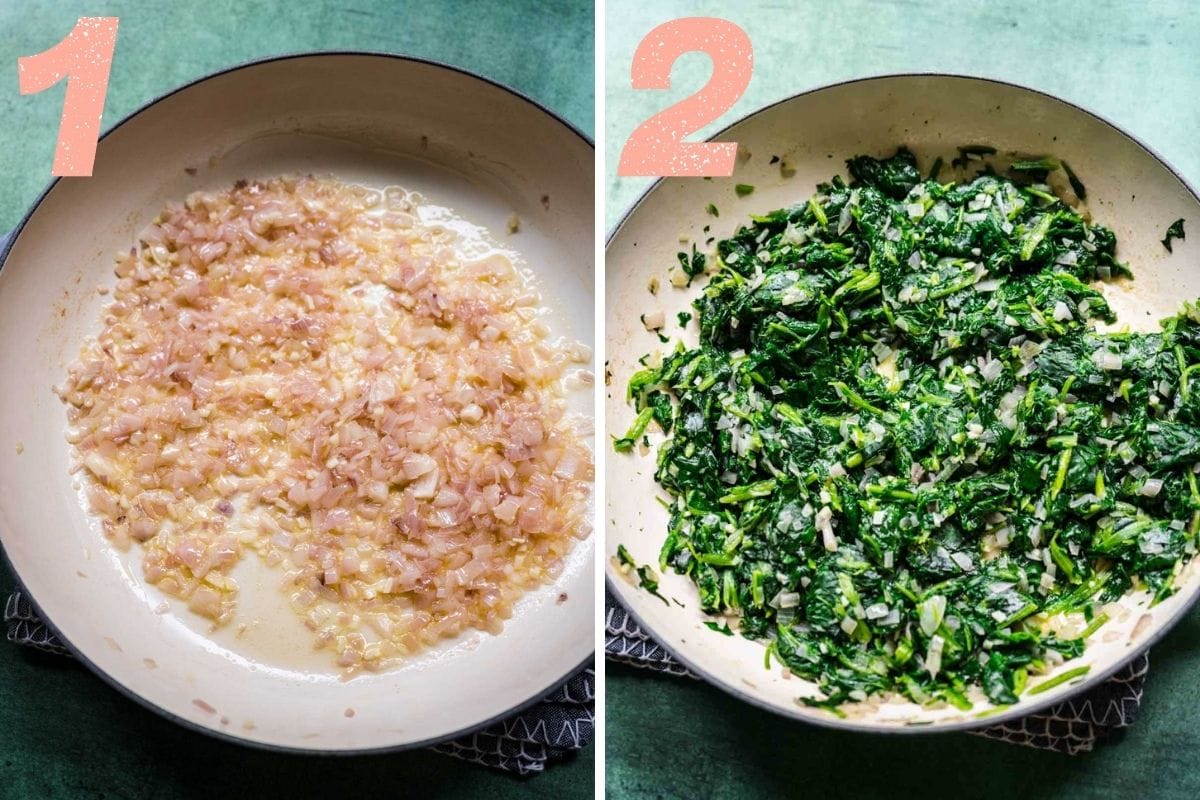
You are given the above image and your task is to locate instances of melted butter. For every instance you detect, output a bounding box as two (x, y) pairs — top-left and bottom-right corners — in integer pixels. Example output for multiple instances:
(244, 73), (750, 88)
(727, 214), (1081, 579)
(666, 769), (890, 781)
(1091, 275), (1170, 335)
(75, 178), (593, 677)
(874, 350), (898, 382)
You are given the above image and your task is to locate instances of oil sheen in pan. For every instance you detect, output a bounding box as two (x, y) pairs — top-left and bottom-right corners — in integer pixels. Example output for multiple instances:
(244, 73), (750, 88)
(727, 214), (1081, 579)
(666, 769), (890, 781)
(70, 170), (594, 681)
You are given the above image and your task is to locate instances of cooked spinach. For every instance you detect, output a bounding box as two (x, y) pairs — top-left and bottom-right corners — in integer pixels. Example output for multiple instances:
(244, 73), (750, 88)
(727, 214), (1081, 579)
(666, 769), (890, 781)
(950, 144), (997, 170)
(616, 545), (669, 605)
(1061, 161), (1087, 200)
(1009, 156), (1059, 185)
(1163, 218), (1186, 252)
(619, 149), (1200, 709)
(677, 245), (707, 278)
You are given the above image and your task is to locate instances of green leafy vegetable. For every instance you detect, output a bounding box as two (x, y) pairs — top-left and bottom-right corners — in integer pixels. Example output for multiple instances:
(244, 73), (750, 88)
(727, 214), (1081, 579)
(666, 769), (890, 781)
(636, 564), (669, 605)
(1010, 156), (1059, 173)
(950, 144), (997, 170)
(1027, 665), (1090, 695)
(1061, 161), (1087, 200)
(706, 203), (720, 218)
(677, 245), (707, 278)
(612, 407), (653, 453)
(617, 149), (1200, 709)
(927, 157), (944, 182)
(736, 184), (756, 198)
(1163, 218), (1186, 252)
(615, 545), (669, 605)
(1009, 156), (1059, 184)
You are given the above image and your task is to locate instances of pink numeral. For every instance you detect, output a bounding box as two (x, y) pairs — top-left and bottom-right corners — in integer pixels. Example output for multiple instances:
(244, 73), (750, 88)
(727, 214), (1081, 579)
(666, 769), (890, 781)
(18, 17), (119, 177)
(618, 17), (753, 178)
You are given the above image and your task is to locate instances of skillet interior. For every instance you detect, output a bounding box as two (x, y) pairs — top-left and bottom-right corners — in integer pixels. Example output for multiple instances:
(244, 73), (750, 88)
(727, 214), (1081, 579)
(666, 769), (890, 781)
(0, 54), (595, 752)
(606, 74), (1200, 732)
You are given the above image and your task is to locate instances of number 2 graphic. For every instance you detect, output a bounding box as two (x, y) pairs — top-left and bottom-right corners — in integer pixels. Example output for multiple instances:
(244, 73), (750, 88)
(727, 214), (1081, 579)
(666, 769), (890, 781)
(18, 17), (120, 177)
(618, 17), (753, 178)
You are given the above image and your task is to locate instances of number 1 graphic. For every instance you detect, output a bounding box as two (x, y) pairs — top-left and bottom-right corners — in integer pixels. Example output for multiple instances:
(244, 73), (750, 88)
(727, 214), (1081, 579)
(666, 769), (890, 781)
(18, 17), (119, 177)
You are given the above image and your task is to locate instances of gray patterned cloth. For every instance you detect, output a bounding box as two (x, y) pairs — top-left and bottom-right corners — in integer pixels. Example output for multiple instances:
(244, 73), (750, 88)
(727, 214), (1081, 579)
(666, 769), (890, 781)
(5, 587), (593, 774)
(606, 588), (1148, 755)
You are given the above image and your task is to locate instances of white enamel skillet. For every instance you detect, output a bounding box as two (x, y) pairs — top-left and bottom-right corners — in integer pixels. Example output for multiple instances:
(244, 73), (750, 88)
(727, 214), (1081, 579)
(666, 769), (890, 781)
(607, 74), (1199, 732)
(0, 53), (594, 752)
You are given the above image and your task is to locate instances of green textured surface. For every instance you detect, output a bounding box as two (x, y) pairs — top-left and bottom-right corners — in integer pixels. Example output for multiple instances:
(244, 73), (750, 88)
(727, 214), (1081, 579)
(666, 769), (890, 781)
(0, 0), (594, 233)
(605, 2), (1200, 798)
(0, 2), (593, 798)
(606, 0), (1198, 227)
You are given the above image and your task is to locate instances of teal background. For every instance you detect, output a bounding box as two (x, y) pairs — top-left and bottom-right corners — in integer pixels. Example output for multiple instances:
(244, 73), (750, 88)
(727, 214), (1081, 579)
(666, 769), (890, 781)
(605, 1), (1200, 799)
(0, 0), (594, 233)
(0, 2), (594, 798)
(606, 0), (1199, 226)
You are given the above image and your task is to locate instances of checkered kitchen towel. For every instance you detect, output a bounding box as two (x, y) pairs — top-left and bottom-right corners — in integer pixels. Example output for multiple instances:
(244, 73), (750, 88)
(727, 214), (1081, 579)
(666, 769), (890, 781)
(5, 586), (594, 775)
(606, 588), (1148, 755)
